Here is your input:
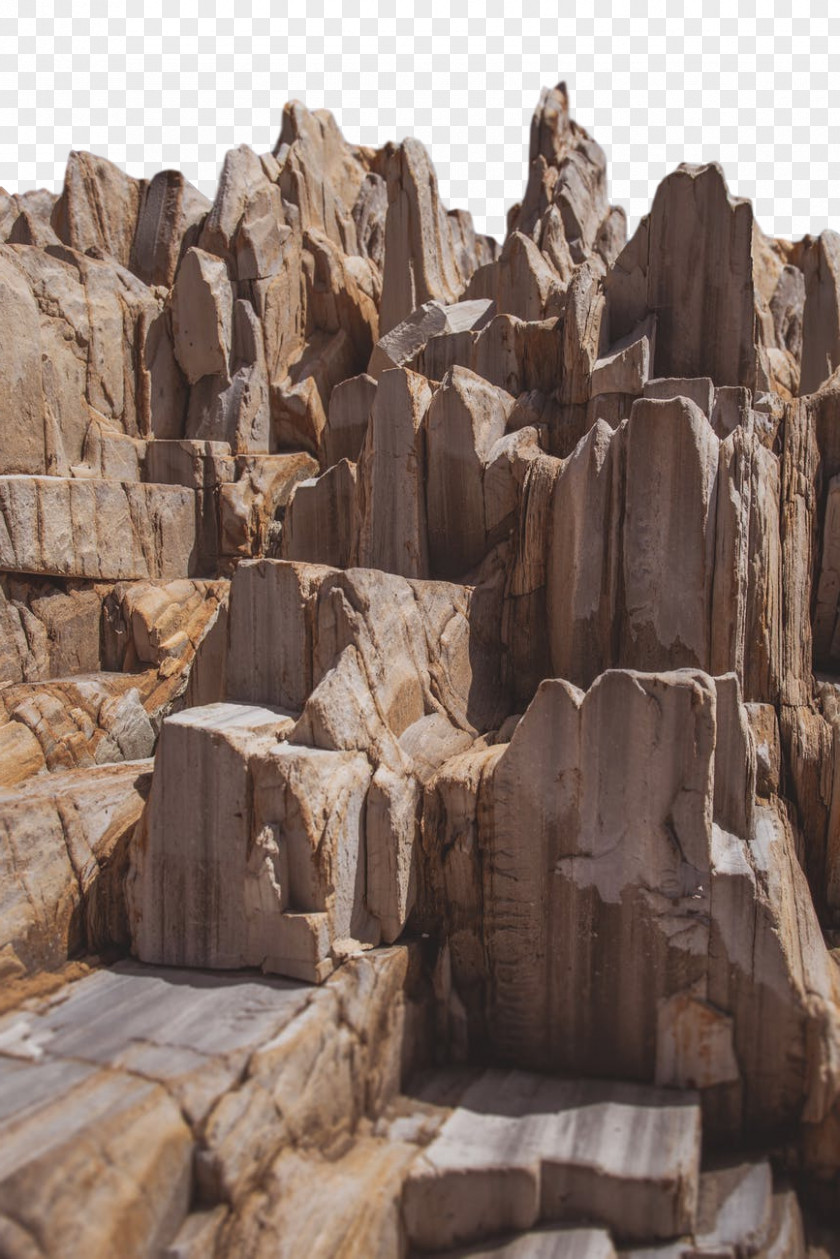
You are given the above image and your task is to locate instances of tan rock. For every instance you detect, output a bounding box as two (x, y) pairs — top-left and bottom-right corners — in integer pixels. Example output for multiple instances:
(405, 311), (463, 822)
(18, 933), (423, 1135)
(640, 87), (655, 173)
(303, 226), (379, 365)
(0, 944), (433, 1254)
(294, 564), (507, 764)
(356, 367), (432, 577)
(502, 450), (561, 704)
(127, 703), (300, 972)
(434, 1229), (618, 1259)
(621, 395), (719, 669)
(323, 372), (377, 466)
(379, 139), (484, 335)
(643, 374), (714, 415)
(271, 326), (358, 456)
(510, 82), (618, 267)
(1, 244), (166, 471)
(801, 230), (840, 395)
(199, 944), (430, 1201)
(217, 451), (317, 559)
(711, 422), (782, 702)
(418, 668), (840, 1138)
(560, 260), (607, 409)
(170, 247), (233, 385)
(711, 383), (753, 439)
(606, 164), (755, 388)
(51, 150), (143, 270)
(546, 419), (620, 688)
(491, 231), (565, 321)
(426, 366), (515, 579)
(131, 169), (210, 288)
(226, 559), (333, 709)
(2, 83), (840, 1235)
(590, 315), (655, 398)
(0, 577), (103, 682)
(0, 476), (199, 580)
(145, 438), (235, 488)
(745, 702), (782, 798)
(198, 144), (276, 268)
(0, 674), (156, 775)
(780, 397), (818, 707)
(368, 297), (494, 380)
(73, 417), (147, 481)
(402, 1070), (701, 1249)
(1, 186), (58, 244)
(0, 250), (46, 474)
(275, 101), (370, 255)
(0, 1058), (192, 1258)
(0, 760), (152, 977)
(282, 460), (358, 569)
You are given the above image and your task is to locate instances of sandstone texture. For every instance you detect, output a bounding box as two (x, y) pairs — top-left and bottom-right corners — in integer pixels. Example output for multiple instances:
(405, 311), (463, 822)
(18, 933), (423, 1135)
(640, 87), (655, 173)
(1, 81), (840, 1255)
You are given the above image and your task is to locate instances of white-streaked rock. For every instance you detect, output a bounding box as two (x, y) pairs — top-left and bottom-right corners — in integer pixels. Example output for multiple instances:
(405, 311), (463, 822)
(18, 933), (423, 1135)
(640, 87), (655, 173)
(402, 1070), (701, 1250)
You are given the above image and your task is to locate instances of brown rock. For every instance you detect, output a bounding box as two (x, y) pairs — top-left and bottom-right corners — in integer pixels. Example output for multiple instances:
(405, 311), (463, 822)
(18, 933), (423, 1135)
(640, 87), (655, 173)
(356, 367), (432, 577)
(606, 164), (755, 389)
(801, 231), (840, 396)
(51, 150), (143, 270)
(379, 139), (485, 335)
(170, 246), (233, 385)
(426, 366), (515, 578)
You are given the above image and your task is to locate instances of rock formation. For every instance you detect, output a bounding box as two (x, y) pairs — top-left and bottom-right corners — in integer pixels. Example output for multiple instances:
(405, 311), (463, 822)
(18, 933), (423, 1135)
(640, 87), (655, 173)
(0, 81), (839, 1256)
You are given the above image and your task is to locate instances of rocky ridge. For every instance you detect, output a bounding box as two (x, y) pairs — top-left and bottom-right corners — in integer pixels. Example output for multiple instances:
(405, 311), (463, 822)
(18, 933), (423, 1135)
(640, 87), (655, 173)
(1, 83), (840, 1256)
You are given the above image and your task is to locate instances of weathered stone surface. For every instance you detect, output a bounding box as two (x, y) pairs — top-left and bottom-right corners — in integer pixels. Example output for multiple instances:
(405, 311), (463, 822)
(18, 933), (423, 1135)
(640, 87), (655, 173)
(0, 761), (152, 977)
(425, 366), (515, 578)
(643, 374), (714, 415)
(0, 673), (156, 774)
(435, 1229), (617, 1259)
(606, 164), (755, 389)
(0, 250), (46, 474)
(145, 438), (235, 488)
(217, 451), (317, 559)
(127, 703), (298, 972)
(0, 576), (103, 682)
(801, 230), (840, 396)
(379, 140), (494, 335)
(356, 367), (432, 577)
(0, 243), (172, 470)
(621, 395), (719, 670)
(51, 151), (143, 270)
(418, 668), (840, 1140)
(0, 1056), (192, 1258)
(0, 186), (59, 245)
(282, 459), (358, 569)
(0, 476), (199, 580)
(170, 246), (233, 385)
(694, 1159), (772, 1255)
(4, 79), (840, 1246)
(509, 81), (622, 268)
(368, 298), (493, 380)
(225, 557), (326, 705)
(132, 169), (210, 288)
(402, 1070), (701, 1249)
(590, 315), (655, 398)
(323, 371), (377, 466)
(0, 945), (434, 1255)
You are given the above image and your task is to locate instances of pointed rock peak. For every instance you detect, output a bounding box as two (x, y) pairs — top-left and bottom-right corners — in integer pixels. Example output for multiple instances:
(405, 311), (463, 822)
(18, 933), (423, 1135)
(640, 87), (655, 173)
(529, 81), (572, 165)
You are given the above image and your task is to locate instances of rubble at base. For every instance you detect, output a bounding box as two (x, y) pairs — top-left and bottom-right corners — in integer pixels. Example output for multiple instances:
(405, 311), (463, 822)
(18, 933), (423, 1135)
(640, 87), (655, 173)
(1, 81), (840, 1256)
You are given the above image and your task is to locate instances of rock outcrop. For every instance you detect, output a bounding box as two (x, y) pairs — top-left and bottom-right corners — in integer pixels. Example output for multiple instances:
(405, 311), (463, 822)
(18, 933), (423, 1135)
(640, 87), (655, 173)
(1, 81), (839, 1255)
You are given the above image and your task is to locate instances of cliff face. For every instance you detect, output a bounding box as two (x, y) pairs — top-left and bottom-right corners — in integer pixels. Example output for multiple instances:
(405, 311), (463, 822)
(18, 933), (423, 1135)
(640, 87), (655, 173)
(0, 84), (839, 1256)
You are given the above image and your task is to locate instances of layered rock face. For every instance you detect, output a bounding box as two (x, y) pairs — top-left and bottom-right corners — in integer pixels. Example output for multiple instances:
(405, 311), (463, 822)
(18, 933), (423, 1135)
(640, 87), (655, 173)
(1, 82), (840, 1255)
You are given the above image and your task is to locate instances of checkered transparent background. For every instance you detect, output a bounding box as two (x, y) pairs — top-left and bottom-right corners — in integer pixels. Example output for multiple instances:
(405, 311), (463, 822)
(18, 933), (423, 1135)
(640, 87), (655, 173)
(1, 0), (837, 245)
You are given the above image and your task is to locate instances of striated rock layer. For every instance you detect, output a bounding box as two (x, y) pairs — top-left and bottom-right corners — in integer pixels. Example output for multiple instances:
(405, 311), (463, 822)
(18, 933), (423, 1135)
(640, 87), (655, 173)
(1, 81), (840, 1255)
